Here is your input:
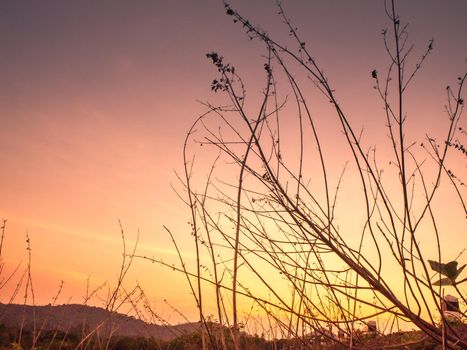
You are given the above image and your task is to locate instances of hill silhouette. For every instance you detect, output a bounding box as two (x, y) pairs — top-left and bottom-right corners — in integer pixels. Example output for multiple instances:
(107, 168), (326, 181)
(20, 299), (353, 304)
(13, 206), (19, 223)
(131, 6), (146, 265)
(0, 303), (199, 341)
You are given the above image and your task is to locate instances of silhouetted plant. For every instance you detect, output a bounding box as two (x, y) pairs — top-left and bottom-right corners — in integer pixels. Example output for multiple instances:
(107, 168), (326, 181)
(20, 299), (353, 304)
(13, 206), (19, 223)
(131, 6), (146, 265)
(175, 1), (466, 349)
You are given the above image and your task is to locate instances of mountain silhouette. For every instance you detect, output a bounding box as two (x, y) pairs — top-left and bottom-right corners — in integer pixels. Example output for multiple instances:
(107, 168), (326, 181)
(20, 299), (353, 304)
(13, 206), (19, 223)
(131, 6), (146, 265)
(0, 303), (200, 341)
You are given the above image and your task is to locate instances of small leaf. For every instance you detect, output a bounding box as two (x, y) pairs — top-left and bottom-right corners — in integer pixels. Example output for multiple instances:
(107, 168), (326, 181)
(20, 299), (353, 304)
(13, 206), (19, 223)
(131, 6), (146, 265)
(444, 261), (458, 280)
(428, 260), (446, 274)
(433, 278), (452, 286)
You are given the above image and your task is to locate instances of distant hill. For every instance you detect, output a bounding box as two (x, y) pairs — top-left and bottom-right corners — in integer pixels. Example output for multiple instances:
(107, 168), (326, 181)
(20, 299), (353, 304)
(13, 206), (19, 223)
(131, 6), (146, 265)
(0, 303), (199, 341)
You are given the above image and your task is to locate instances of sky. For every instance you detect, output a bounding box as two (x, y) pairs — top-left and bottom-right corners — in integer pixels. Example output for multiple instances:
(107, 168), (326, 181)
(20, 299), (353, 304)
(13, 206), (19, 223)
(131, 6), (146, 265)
(0, 0), (466, 325)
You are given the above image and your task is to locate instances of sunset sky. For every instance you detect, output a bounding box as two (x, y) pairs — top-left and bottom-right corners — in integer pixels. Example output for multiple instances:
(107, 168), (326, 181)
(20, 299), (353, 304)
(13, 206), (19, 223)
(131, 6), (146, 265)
(0, 1), (466, 324)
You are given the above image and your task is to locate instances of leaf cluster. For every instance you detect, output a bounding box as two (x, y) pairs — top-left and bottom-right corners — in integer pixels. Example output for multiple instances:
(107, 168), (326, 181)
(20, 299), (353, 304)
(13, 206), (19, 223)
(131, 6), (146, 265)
(428, 260), (466, 286)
